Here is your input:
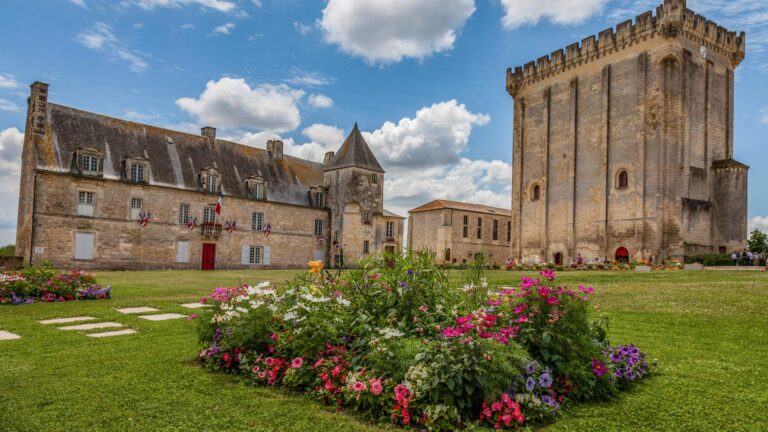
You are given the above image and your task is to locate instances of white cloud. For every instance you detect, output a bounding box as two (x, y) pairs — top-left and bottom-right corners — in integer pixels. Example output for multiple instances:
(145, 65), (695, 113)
(176, 77), (304, 132)
(760, 107), (768, 124)
(0, 127), (23, 244)
(499, 0), (607, 29)
(319, 0), (476, 63)
(750, 216), (768, 234)
(181, 23), (195, 30)
(363, 99), (490, 168)
(69, 0), (87, 7)
(212, 22), (235, 35)
(0, 74), (18, 89)
(75, 23), (148, 73)
(0, 99), (20, 112)
(294, 21), (313, 35)
(129, 0), (237, 13)
(285, 69), (334, 87)
(308, 94), (334, 109)
(228, 123), (345, 162)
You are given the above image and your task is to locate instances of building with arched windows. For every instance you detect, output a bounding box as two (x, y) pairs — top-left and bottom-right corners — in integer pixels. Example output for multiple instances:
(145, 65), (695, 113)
(506, 0), (748, 263)
(15, 85), (403, 270)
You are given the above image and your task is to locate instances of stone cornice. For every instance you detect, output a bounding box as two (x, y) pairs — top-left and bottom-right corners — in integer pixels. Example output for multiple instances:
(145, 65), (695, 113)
(506, 0), (746, 98)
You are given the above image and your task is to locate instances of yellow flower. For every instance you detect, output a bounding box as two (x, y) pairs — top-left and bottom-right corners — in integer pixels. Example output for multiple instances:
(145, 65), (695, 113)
(308, 260), (323, 274)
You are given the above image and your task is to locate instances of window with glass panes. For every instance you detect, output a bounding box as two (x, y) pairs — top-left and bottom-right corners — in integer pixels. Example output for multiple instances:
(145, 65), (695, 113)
(363, 211), (371, 223)
(130, 198), (143, 209)
(314, 219), (323, 236)
(477, 217), (482, 239)
(253, 182), (264, 199)
(315, 191), (325, 207)
(178, 204), (190, 224)
(78, 191), (94, 204)
(363, 240), (370, 254)
(507, 221), (511, 241)
(463, 215), (469, 238)
(81, 155), (98, 174)
(386, 221), (395, 238)
(493, 220), (499, 240)
(249, 246), (261, 264)
(252, 212), (264, 231)
(205, 175), (217, 193)
(130, 164), (145, 183)
(203, 207), (216, 223)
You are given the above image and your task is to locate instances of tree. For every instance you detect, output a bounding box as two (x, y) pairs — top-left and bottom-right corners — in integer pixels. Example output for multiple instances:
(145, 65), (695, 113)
(747, 229), (767, 254)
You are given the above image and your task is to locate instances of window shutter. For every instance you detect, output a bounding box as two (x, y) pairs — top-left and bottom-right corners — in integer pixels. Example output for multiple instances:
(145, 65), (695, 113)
(263, 246), (271, 265)
(75, 233), (94, 260)
(241, 245), (250, 265)
(177, 241), (189, 263)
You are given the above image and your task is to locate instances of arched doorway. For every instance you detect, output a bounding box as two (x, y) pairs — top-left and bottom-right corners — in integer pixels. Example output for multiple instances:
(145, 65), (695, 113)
(553, 252), (563, 266)
(615, 247), (629, 263)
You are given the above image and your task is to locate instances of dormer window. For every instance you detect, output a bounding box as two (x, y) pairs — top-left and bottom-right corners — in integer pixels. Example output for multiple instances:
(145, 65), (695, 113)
(362, 211), (371, 224)
(81, 154), (99, 175)
(198, 167), (221, 194)
(310, 186), (326, 208)
(130, 163), (146, 183)
(371, 174), (378, 184)
(246, 176), (266, 200)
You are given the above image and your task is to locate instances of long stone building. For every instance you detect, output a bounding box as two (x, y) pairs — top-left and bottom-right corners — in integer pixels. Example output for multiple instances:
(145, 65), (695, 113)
(408, 200), (512, 266)
(15, 83), (403, 270)
(506, 0), (748, 264)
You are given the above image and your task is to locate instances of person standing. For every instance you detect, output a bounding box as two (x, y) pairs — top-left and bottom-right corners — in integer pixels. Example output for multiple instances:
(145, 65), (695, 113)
(741, 249), (748, 266)
(732, 252), (739, 266)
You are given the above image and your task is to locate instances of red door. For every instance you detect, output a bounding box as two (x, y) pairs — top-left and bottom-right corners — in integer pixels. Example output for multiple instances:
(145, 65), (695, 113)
(201, 243), (216, 270)
(615, 247), (629, 263)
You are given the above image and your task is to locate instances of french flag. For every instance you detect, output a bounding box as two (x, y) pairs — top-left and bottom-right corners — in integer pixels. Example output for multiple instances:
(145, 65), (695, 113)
(215, 191), (223, 215)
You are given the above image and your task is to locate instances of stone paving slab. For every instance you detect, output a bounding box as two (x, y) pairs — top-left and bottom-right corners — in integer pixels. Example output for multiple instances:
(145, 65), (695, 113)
(39, 316), (97, 325)
(180, 303), (213, 309)
(59, 322), (124, 331)
(138, 313), (186, 321)
(0, 331), (21, 340)
(116, 307), (160, 314)
(86, 329), (138, 338)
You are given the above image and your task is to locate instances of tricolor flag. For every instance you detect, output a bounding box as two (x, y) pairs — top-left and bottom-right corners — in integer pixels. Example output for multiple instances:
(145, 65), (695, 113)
(138, 211), (150, 227)
(215, 191), (223, 215)
(187, 217), (197, 231)
(263, 224), (272, 237)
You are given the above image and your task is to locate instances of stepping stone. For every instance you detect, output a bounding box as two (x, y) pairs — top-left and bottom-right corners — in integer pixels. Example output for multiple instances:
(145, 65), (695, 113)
(180, 303), (213, 309)
(0, 331), (21, 340)
(39, 316), (97, 325)
(138, 313), (186, 321)
(117, 307), (159, 314)
(86, 329), (138, 338)
(59, 322), (124, 331)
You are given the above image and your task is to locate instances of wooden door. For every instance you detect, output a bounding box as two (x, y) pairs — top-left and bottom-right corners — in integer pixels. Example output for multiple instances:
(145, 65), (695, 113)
(201, 243), (216, 270)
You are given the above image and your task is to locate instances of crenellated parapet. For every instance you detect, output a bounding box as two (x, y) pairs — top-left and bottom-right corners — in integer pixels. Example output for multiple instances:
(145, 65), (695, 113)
(506, 0), (745, 98)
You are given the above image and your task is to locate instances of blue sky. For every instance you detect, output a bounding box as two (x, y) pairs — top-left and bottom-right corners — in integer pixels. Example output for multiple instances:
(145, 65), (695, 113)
(0, 0), (766, 245)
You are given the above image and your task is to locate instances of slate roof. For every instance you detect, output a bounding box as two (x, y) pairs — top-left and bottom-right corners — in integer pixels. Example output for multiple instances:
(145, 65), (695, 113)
(38, 103), (325, 207)
(323, 123), (384, 173)
(409, 200), (512, 216)
(383, 209), (405, 219)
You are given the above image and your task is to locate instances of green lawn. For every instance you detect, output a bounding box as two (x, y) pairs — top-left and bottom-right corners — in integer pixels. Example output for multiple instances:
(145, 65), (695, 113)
(1, 269), (767, 431)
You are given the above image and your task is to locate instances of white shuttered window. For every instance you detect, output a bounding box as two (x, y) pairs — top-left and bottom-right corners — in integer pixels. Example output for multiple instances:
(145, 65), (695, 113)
(74, 232), (94, 260)
(176, 241), (189, 263)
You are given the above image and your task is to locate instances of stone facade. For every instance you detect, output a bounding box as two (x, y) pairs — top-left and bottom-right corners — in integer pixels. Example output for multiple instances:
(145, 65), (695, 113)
(408, 200), (512, 266)
(15, 84), (403, 270)
(506, 0), (748, 263)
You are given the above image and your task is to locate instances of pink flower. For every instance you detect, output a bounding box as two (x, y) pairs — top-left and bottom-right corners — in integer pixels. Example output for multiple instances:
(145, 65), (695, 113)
(487, 298), (501, 306)
(332, 365), (342, 377)
(513, 303), (528, 314)
(520, 276), (538, 289)
(538, 287), (551, 297)
(418, 305), (428, 312)
(545, 296), (559, 305)
(514, 314), (529, 323)
(264, 357), (275, 367)
(540, 269), (556, 280)
(324, 380), (334, 391)
(456, 313), (474, 325)
(492, 402), (503, 412)
(186, 314), (200, 320)
(351, 381), (367, 392)
(394, 384), (410, 400)
(592, 358), (608, 377)
(313, 358), (325, 368)
(579, 285), (595, 294)
(369, 378), (383, 396)
(291, 357), (304, 368)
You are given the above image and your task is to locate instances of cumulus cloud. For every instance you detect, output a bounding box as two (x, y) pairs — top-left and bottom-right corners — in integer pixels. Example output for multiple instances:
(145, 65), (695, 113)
(230, 123), (345, 162)
(0, 127), (23, 245)
(319, 0), (476, 63)
(308, 94), (334, 109)
(0, 99), (20, 112)
(176, 77), (304, 132)
(75, 23), (148, 73)
(363, 100), (490, 168)
(760, 107), (768, 124)
(0, 74), (18, 89)
(499, 0), (608, 29)
(212, 22), (235, 35)
(285, 69), (334, 87)
(750, 216), (768, 234)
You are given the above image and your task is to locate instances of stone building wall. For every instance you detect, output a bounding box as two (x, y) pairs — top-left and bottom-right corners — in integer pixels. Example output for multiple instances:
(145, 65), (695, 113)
(28, 172), (329, 270)
(409, 207), (512, 266)
(507, 0), (748, 263)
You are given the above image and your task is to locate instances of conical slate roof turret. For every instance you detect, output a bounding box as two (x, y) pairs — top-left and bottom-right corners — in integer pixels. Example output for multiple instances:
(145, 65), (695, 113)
(323, 123), (385, 173)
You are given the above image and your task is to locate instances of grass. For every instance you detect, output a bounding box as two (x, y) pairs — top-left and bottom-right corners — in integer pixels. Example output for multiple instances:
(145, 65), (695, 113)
(1, 269), (767, 431)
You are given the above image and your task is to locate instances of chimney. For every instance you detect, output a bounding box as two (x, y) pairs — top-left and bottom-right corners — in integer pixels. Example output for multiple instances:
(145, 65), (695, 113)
(267, 139), (284, 160)
(201, 126), (216, 140)
(29, 82), (49, 135)
(323, 151), (335, 164)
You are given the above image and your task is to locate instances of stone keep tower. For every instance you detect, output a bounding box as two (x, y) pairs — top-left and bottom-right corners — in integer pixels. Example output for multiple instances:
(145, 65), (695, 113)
(506, 0), (748, 263)
(323, 124), (386, 266)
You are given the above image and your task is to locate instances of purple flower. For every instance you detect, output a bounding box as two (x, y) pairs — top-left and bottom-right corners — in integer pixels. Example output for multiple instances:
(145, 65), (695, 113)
(525, 376), (536, 392)
(541, 395), (559, 408)
(406, 270), (414, 276)
(525, 361), (539, 376)
(538, 369), (553, 388)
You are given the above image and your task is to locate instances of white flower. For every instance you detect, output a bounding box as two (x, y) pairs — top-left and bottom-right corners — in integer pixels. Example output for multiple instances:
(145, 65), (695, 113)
(283, 311), (298, 321)
(462, 283), (475, 292)
(336, 297), (351, 307)
(378, 327), (404, 339)
(480, 278), (488, 289)
(235, 307), (249, 314)
(300, 293), (330, 303)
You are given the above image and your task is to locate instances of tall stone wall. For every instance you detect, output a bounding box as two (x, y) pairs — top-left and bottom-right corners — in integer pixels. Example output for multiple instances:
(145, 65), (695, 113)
(508, 0), (748, 263)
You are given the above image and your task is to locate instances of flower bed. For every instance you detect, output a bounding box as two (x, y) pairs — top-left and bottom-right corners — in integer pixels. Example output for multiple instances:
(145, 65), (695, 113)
(0, 266), (111, 304)
(195, 253), (654, 431)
